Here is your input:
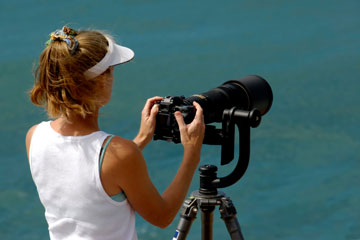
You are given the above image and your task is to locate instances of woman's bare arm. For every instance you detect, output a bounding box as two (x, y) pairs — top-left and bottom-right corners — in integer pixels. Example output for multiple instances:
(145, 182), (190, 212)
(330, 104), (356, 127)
(104, 102), (205, 228)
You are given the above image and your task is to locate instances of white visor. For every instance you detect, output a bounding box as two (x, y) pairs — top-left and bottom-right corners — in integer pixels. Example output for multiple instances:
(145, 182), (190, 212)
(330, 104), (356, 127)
(84, 36), (134, 79)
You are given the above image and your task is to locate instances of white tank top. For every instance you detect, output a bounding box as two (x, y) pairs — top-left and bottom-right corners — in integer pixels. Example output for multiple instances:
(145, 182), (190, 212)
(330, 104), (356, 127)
(29, 121), (137, 240)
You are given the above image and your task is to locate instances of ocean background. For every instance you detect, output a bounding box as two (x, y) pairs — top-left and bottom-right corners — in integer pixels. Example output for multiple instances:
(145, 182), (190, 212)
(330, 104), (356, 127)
(0, 0), (359, 239)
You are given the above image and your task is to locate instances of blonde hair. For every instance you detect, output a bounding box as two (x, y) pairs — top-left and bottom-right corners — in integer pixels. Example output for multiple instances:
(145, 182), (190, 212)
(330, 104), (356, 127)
(30, 29), (111, 118)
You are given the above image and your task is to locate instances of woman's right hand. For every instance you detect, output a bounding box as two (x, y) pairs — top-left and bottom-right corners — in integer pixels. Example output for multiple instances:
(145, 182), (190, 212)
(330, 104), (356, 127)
(174, 101), (205, 152)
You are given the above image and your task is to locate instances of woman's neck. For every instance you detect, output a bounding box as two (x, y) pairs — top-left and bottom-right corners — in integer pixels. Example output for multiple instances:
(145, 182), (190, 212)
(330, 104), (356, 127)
(51, 111), (100, 136)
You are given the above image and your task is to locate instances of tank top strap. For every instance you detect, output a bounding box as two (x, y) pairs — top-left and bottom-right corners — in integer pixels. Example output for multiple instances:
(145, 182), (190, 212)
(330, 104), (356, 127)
(99, 135), (127, 202)
(99, 135), (115, 167)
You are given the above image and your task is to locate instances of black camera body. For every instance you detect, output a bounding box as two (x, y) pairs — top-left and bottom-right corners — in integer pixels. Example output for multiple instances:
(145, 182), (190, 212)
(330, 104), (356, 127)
(154, 96), (195, 143)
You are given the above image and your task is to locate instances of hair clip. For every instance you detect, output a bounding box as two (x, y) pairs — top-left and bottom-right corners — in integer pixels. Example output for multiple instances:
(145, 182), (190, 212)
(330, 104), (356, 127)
(46, 26), (79, 55)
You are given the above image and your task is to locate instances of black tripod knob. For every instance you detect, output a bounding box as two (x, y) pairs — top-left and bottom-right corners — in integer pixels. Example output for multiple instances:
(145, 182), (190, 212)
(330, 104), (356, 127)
(199, 164), (218, 195)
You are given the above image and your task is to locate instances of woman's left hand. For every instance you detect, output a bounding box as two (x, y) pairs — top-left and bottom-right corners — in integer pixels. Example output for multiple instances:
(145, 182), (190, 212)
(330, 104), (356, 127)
(133, 96), (163, 150)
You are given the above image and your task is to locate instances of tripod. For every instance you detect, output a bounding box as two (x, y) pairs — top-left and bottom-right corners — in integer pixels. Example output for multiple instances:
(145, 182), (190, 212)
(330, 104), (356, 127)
(172, 108), (263, 240)
(172, 165), (244, 240)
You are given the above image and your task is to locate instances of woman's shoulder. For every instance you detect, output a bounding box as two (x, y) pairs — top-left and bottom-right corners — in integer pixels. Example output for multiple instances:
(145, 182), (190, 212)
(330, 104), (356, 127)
(101, 136), (144, 177)
(106, 136), (142, 161)
(26, 124), (39, 139)
(25, 124), (39, 160)
(25, 121), (50, 140)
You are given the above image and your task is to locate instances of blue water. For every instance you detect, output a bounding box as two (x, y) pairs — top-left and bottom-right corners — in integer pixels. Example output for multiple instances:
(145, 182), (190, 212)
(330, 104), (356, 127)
(1, 0), (359, 239)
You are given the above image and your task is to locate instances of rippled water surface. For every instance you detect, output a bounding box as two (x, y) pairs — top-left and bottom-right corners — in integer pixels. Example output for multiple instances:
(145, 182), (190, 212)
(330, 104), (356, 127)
(0, 0), (359, 239)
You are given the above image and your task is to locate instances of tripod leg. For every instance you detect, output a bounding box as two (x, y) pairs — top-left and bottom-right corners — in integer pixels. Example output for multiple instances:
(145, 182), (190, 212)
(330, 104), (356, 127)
(219, 197), (245, 240)
(172, 198), (198, 240)
(201, 206), (215, 240)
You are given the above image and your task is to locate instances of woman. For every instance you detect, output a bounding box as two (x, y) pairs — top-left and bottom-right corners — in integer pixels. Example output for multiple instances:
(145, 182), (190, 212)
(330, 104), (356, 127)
(26, 26), (205, 240)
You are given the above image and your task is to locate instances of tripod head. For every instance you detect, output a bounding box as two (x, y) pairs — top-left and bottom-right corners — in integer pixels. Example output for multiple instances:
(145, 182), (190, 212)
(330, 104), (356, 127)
(199, 107), (261, 195)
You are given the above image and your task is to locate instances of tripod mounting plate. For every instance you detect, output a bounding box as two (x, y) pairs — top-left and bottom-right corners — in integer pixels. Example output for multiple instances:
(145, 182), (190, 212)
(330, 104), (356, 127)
(191, 190), (225, 202)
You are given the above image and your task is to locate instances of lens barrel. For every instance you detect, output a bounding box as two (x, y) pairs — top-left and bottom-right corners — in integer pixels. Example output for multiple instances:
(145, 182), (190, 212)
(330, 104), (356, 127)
(184, 75), (273, 124)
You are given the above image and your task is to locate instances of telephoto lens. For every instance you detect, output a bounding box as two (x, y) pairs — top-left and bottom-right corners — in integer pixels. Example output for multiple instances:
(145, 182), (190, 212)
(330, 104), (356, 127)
(183, 75), (273, 124)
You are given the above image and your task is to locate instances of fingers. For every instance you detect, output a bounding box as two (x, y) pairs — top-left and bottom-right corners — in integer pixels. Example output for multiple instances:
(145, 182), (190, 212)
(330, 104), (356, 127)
(149, 104), (159, 119)
(144, 96), (163, 110)
(192, 102), (204, 123)
(174, 111), (186, 130)
(149, 96), (163, 103)
(142, 96), (163, 116)
(176, 102), (205, 148)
